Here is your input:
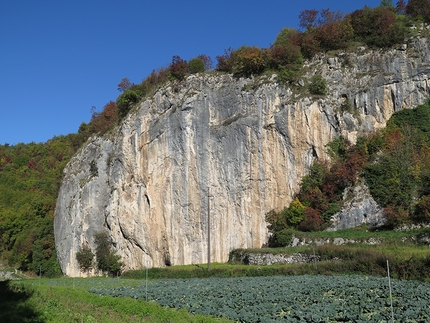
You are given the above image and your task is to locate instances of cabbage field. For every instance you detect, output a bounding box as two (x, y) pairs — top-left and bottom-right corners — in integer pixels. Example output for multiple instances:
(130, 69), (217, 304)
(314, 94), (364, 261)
(85, 274), (430, 322)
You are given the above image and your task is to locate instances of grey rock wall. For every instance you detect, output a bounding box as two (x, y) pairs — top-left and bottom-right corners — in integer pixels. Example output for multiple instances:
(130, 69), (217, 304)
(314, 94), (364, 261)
(231, 252), (321, 266)
(55, 36), (430, 276)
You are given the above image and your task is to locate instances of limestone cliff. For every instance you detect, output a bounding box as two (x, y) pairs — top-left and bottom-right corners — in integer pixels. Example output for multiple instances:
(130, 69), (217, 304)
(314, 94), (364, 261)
(54, 36), (430, 276)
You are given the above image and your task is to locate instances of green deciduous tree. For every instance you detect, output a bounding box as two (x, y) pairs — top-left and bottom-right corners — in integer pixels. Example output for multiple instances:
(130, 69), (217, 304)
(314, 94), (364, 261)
(76, 245), (95, 272)
(94, 232), (122, 276)
(188, 57), (205, 74)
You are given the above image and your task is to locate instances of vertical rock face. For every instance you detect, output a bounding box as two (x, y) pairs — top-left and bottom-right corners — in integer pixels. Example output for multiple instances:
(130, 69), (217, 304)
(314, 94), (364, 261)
(55, 38), (430, 276)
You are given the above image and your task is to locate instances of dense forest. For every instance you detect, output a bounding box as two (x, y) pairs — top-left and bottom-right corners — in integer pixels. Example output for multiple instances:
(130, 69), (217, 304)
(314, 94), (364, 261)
(2, 0), (430, 276)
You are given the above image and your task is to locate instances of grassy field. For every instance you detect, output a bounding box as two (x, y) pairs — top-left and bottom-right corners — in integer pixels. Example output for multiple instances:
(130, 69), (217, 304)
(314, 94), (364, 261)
(0, 278), (233, 323)
(1, 226), (430, 322)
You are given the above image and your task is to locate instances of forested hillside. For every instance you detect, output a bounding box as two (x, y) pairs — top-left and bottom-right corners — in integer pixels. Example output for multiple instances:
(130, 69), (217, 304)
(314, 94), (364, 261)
(266, 101), (430, 246)
(0, 137), (77, 276)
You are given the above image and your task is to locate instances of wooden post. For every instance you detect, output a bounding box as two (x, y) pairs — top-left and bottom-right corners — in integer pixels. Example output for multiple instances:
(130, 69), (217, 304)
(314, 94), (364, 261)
(207, 187), (211, 271)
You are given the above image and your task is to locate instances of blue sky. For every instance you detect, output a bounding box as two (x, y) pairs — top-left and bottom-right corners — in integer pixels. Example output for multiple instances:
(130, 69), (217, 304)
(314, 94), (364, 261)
(1, 0), (382, 145)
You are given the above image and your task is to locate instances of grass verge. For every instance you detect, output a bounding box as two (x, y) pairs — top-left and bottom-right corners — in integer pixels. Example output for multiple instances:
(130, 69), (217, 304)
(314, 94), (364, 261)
(0, 280), (233, 323)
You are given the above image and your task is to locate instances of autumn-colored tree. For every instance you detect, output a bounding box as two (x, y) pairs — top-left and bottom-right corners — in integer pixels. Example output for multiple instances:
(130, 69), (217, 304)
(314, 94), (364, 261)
(144, 68), (169, 88)
(89, 101), (119, 134)
(198, 54), (213, 71)
(383, 205), (409, 227)
(216, 47), (236, 73)
(298, 208), (323, 231)
(233, 46), (266, 77)
(272, 28), (300, 47)
(396, 0), (407, 14)
(102, 101), (118, 119)
(298, 9), (319, 31)
(406, 0), (430, 22)
(350, 6), (410, 47)
(298, 32), (321, 59)
(117, 77), (133, 92)
(315, 18), (354, 50)
(299, 9), (353, 50)
(266, 45), (303, 70)
(266, 209), (287, 234)
(282, 197), (306, 226)
(169, 55), (188, 81)
(299, 8), (344, 31)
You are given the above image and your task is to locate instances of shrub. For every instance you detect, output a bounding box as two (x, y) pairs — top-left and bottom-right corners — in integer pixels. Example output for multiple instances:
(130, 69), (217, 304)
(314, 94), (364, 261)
(233, 46), (266, 77)
(116, 87), (143, 118)
(269, 228), (295, 247)
(145, 68), (169, 87)
(265, 209), (287, 234)
(188, 57), (205, 74)
(308, 74), (328, 95)
(276, 65), (302, 84)
(383, 205), (410, 227)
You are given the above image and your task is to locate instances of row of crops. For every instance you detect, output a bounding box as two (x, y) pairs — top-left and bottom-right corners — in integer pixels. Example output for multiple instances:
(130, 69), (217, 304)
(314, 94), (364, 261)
(82, 275), (430, 322)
